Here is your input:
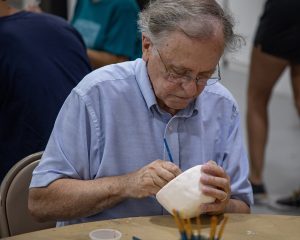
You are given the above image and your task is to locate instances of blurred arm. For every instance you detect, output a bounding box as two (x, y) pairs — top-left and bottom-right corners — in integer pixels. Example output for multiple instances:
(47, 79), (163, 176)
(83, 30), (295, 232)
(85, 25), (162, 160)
(87, 49), (128, 69)
(28, 160), (181, 221)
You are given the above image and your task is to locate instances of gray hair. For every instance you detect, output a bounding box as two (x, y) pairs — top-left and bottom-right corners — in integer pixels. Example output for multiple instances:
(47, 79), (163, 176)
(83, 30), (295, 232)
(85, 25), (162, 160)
(138, 0), (243, 51)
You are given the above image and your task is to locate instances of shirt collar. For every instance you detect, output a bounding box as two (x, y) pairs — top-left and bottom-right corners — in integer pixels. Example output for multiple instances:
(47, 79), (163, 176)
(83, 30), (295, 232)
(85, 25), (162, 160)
(135, 59), (157, 111)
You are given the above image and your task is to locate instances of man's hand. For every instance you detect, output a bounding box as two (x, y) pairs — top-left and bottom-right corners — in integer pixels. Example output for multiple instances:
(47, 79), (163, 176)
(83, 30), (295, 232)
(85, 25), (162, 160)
(199, 160), (231, 214)
(125, 160), (181, 198)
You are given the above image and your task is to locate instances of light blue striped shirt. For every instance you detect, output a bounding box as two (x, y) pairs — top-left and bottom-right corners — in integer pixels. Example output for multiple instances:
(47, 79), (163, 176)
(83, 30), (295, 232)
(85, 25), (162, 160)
(30, 58), (253, 226)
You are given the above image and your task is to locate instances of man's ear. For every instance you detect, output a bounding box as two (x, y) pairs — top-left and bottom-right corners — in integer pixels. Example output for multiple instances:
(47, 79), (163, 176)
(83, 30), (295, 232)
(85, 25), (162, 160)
(142, 34), (152, 62)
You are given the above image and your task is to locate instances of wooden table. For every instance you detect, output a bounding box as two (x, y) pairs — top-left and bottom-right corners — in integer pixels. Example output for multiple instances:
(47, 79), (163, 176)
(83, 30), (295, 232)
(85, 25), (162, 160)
(2, 214), (300, 240)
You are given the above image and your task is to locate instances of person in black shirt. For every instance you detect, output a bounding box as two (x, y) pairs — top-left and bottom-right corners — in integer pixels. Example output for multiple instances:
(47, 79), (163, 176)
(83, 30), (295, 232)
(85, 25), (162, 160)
(0, 0), (91, 181)
(247, 0), (300, 202)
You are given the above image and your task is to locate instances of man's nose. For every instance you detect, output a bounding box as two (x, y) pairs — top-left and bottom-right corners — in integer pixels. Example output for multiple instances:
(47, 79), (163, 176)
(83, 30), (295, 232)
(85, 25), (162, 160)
(182, 80), (202, 96)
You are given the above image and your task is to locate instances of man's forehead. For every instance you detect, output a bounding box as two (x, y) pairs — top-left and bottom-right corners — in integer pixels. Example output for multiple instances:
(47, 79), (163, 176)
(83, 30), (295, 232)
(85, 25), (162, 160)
(169, 61), (216, 75)
(159, 33), (221, 71)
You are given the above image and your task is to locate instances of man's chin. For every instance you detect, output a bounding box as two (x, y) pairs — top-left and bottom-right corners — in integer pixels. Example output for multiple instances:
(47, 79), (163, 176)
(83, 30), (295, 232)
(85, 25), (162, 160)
(177, 97), (194, 106)
(169, 102), (190, 111)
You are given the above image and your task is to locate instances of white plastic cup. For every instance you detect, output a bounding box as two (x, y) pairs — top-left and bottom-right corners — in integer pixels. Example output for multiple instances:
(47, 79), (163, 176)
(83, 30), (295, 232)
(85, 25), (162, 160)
(89, 229), (122, 240)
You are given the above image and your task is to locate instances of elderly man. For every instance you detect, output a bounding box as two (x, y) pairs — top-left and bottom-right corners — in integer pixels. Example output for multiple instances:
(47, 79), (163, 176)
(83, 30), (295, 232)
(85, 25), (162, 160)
(29, 0), (253, 226)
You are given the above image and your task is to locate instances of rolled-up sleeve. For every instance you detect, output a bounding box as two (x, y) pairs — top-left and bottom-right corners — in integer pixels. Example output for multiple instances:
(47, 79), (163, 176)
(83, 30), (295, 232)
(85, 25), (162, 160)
(30, 89), (100, 188)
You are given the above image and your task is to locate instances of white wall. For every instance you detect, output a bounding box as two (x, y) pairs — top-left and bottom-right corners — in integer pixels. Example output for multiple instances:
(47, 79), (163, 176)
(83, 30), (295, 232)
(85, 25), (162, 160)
(222, 0), (292, 96)
(67, 0), (76, 20)
(223, 0), (265, 68)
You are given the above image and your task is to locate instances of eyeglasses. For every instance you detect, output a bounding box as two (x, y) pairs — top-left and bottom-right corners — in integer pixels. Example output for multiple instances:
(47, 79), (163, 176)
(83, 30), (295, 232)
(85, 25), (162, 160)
(155, 47), (221, 86)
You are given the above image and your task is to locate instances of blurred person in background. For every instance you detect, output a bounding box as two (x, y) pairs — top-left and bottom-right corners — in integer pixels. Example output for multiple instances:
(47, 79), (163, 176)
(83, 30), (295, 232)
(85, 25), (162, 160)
(247, 0), (300, 203)
(71, 0), (142, 69)
(0, 0), (91, 181)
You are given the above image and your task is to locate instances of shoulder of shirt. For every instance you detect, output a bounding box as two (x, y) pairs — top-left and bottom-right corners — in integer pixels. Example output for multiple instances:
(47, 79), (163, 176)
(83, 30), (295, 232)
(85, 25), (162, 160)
(109, 0), (139, 11)
(12, 11), (76, 33)
(202, 82), (239, 107)
(73, 60), (138, 97)
(100, 0), (140, 16)
(22, 11), (68, 24)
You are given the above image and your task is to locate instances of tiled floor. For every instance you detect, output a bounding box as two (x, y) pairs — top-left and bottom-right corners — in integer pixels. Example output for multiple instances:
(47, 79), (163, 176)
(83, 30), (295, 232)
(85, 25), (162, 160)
(221, 65), (300, 215)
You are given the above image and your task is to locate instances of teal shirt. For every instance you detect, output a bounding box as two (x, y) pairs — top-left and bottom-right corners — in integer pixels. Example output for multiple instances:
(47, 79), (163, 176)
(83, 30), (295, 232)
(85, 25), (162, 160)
(71, 0), (141, 60)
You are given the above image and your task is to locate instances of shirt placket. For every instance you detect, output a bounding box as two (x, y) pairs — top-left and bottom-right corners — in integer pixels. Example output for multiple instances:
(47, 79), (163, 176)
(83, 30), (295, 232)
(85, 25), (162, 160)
(162, 116), (180, 215)
(164, 117), (180, 166)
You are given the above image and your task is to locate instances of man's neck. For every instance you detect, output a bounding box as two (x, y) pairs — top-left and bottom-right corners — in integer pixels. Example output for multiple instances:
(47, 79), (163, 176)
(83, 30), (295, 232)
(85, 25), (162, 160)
(0, 2), (20, 17)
